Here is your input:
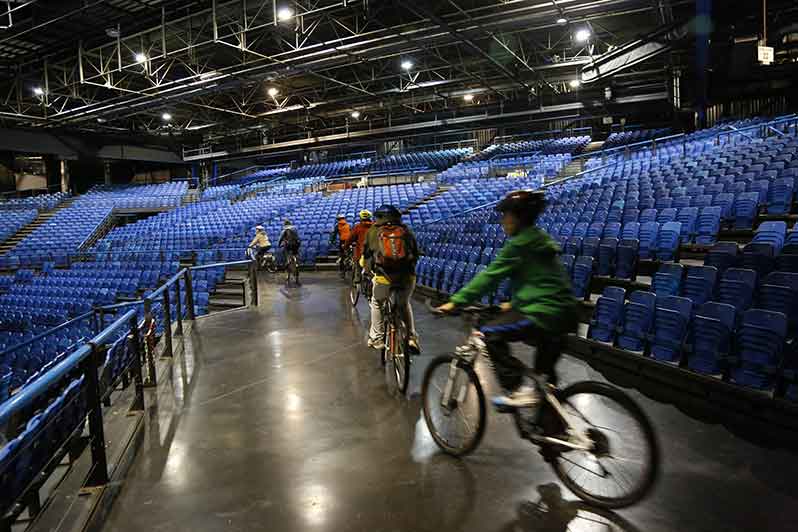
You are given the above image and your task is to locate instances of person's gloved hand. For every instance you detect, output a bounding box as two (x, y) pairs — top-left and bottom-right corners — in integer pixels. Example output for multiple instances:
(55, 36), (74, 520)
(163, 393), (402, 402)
(436, 302), (456, 314)
(499, 302), (513, 313)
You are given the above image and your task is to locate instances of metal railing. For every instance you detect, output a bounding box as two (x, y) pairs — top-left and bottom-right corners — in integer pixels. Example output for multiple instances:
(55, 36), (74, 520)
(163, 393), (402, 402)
(0, 257), (257, 526)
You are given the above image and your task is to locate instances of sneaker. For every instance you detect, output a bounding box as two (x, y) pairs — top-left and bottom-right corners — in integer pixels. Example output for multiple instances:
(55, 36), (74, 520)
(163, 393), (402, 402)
(491, 384), (540, 410)
(367, 338), (385, 350)
(408, 337), (421, 355)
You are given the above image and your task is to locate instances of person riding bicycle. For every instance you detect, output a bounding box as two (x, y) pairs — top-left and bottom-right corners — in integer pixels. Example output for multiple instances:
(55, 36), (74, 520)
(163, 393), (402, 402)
(436, 190), (578, 409)
(347, 209), (374, 283)
(330, 214), (352, 276)
(279, 219), (301, 284)
(248, 225), (272, 264)
(362, 204), (421, 354)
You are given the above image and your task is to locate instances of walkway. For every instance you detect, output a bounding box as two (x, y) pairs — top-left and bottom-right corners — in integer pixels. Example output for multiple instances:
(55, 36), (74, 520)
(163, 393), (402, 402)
(104, 273), (798, 532)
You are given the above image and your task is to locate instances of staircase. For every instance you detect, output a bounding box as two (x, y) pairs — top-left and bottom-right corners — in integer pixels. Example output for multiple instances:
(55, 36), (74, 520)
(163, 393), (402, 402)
(549, 141), (606, 184)
(402, 185), (451, 215)
(0, 198), (75, 255)
(208, 266), (248, 311)
(583, 140), (605, 154)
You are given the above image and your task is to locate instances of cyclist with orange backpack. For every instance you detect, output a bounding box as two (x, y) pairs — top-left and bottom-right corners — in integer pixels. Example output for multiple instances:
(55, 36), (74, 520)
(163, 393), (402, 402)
(362, 204), (420, 354)
(347, 209), (374, 283)
(330, 214), (352, 277)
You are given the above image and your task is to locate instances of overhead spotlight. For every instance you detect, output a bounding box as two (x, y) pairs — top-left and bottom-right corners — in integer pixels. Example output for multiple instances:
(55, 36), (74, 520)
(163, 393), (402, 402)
(556, 17), (568, 25)
(134, 52), (147, 63)
(574, 28), (591, 42)
(277, 7), (294, 21)
(32, 87), (44, 96)
(463, 94), (474, 102)
(401, 60), (413, 70)
(97, 118), (107, 123)
(161, 112), (172, 121)
(105, 27), (120, 38)
(351, 111), (361, 119)
(569, 79), (581, 88)
(267, 87), (279, 97)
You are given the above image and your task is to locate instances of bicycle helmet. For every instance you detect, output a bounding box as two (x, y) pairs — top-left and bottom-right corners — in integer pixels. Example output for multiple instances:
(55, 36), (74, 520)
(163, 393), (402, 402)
(283, 219), (292, 226)
(336, 214), (346, 220)
(255, 225), (265, 231)
(374, 204), (401, 221)
(359, 209), (373, 220)
(496, 190), (546, 225)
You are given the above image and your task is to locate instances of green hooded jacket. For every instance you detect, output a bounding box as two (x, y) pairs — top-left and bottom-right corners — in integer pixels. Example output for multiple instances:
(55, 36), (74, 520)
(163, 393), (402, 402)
(450, 226), (578, 332)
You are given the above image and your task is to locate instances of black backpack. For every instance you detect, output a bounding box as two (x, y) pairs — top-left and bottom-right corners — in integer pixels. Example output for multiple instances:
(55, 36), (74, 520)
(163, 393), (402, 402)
(283, 227), (300, 248)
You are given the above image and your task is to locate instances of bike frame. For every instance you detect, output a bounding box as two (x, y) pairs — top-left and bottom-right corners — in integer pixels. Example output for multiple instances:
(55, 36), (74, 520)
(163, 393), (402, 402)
(442, 330), (593, 452)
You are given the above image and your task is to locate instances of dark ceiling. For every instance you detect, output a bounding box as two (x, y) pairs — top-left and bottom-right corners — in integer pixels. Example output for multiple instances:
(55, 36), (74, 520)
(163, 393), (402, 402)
(0, 0), (794, 159)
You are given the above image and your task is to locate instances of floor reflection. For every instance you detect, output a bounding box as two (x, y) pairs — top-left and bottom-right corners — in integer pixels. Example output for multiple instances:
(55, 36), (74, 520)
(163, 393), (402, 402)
(496, 484), (641, 532)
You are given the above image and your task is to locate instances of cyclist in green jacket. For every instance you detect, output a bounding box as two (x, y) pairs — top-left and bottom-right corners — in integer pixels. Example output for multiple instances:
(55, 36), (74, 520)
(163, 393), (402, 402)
(437, 190), (578, 409)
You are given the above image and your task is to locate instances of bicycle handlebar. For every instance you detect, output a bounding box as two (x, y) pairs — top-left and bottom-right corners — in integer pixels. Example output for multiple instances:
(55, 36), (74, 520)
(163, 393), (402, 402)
(425, 298), (502, 318)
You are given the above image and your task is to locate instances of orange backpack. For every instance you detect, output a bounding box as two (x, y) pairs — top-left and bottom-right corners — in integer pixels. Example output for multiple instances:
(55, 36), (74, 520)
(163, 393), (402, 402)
(375, 224), (412, 268)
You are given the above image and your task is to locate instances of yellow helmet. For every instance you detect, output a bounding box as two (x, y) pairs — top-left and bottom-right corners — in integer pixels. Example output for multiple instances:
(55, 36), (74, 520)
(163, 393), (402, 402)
(359, 209), (373, 220)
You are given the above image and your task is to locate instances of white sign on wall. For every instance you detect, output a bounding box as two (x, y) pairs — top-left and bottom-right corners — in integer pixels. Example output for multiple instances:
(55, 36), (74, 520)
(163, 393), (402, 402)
(757, 46), (774, 65)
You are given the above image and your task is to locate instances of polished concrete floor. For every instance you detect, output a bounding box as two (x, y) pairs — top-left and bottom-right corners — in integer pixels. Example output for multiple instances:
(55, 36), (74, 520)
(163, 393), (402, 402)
(104, 273), (798, 532)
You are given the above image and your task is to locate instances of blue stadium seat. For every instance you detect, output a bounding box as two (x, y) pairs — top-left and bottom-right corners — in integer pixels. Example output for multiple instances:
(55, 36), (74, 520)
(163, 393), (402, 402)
(639, 222), (660, 259)
(686, 302), (735, 375)
(560, 254), (576, 278)
(571, 256), (594, 300)
(682, 265), (718, 306)
(597, 237), (619, 276)
(615, 239), (639, 280)
(652, 263), (684, 296)
(695, 206), (722, 245)
(650, 296), (693, 362)
(767, 177), (794, 215)
(733, 191), (760, 229)
(757, 272), (798, 336)
(588, 287), (626, 343)
(704, 241), (739, 274)
(655, 222), (681, 261)
(565, 237), (582, 257)
(616, 291), (656, 352)
(730, 309), (788, 390)
(717, 268), (757, 316)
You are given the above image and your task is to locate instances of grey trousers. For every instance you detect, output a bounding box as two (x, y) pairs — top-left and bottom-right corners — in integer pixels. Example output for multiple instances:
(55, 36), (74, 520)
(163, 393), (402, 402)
(369, 278), (417, 343)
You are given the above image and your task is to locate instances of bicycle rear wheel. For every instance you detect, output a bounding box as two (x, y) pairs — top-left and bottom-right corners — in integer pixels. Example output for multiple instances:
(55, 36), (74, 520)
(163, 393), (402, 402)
(385, 312), (410, 395)
(350, 276), (360, 306)
(550, 381), (660, 509)
(421, 355), (486, 456)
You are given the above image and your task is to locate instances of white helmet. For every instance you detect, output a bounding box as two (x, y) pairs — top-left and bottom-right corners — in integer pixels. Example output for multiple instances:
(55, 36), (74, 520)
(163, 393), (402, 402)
(255, 225), (265, 231)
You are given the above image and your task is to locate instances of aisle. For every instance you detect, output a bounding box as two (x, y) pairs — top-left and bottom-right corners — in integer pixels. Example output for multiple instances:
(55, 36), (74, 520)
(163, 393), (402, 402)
(103, 273), (798, 532)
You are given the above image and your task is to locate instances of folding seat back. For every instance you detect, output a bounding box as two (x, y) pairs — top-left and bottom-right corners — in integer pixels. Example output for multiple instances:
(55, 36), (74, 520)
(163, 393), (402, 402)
(751, 221), (787, 253)
(733, 191), (760, 230)
(682, 265), (718, 306)
(731, 309), (788, 390)
(767, 177), (795, 215)
(703, 241), (739, 273)
(656, 221), (682, 261)
(748, 179), (769, 204)
(650, 295), (693, 362)
(623, 209), (640, 224)
(565, 237), (582, 257)
(616, 291), (656, 352)
(602, 222), (621, 239)
(687, 302), (735, 374)
(695, 206), (722, 246)
(693, 194), (713, 208)
(673, 196), (692, 209)
(652, 263), (684, 296)
(657, 208), (678, 224)
(588, 286), (626, 343)
(712, 193), (735, 220)
(740, 242), (776, 278)
(587, 222), (604, 240)
(639, 222), (660, 259)
(560, 254), (576, 277)
(571, 256), (594, 300)
(572, 222), (588, 238)
(758, 272), (798, 335)
(597, 237), (619, 277)
(622, 222), (640, 240)
(581, 237), (600, 260)
(640, 208), (658, 224)
(717, 268), (757, 315)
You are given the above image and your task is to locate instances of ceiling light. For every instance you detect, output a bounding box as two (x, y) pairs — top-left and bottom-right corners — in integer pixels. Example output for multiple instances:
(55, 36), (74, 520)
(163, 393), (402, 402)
(569, 79), (581, 88)
(277, 7), (294, 21)
(574, 28), (591, 42)
(106, 27), (120, 38)
(97, 118), (107, 123)
(463, 94), (474, 102)
(134, 52), (147, 63)
(556, 17), (568, 25)
(32, 87), (44, 96)
(350, 111), (361, 119)
(161, 112), (172, 121)
(401, 60), (413, 70)
(267, 87), (279, 97)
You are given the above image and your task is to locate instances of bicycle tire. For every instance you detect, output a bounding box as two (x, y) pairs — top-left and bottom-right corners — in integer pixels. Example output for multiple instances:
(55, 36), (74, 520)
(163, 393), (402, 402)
(391, 314), (410, 394)
(550, 381), (660, 509)
(421, 355), (486, 456)
(350, 277), (360, 307)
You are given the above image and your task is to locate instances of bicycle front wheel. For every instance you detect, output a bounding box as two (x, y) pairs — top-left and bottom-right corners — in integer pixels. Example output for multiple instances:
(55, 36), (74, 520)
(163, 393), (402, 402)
(421, 355), (486, 456)
(385, 314), (410, 395)
(550, 381), (660, 509)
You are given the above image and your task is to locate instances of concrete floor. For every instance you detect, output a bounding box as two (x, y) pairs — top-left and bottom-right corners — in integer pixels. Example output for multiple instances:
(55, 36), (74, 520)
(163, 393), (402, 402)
(104, 273), (798, 532)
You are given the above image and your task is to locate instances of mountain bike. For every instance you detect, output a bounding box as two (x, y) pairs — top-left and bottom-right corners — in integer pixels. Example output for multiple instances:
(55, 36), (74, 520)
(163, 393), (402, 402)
(350, 267), (373, 307)
(421, 304), (660, 509)
(379, 286), (410, 395)
(246, 246), (277, 273)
